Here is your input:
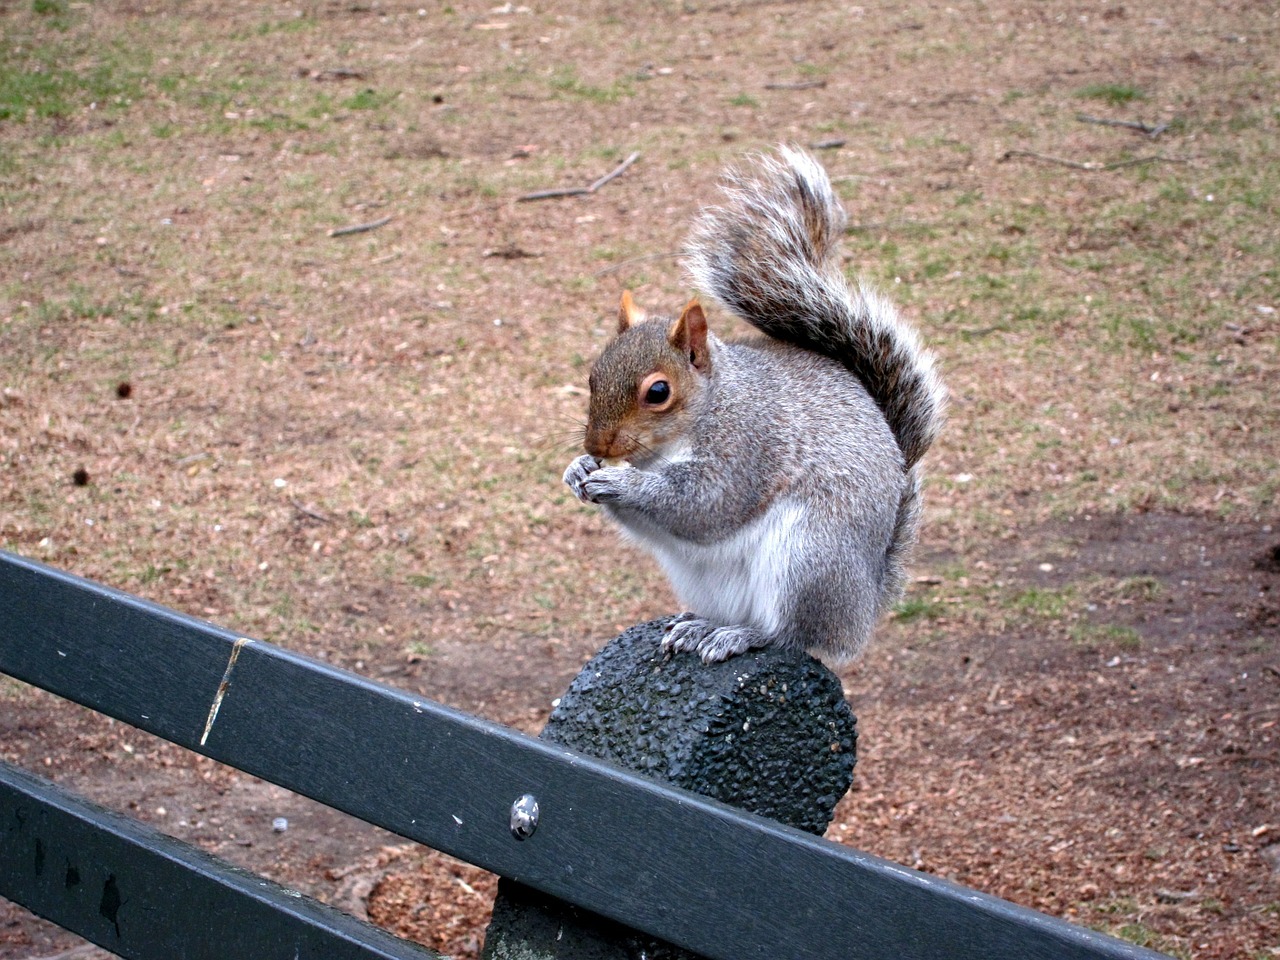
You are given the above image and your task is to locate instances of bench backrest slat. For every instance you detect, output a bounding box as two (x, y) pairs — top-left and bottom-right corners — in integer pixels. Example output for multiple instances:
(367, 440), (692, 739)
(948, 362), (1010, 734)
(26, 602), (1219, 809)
(0, 760), (442, 959)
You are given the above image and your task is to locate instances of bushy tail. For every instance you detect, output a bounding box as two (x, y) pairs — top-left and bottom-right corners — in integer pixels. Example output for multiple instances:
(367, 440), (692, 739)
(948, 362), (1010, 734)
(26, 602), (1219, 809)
(684, 146), (946, 469)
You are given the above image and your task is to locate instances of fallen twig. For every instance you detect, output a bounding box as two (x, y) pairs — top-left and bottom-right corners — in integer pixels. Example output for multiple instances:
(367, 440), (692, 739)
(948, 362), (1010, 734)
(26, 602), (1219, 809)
(809, 138), (846, 151)
(483, 244), (542, 259)
(587, 151), (641, 192)
(1076, 113), (1170, 137)
(312, 67), (366, 82)
(290, 499), (332, 524)
(999, 150), (1188, 172)
(764, 79), (827, 91)
(517, 187), (591, 202)
(329, 215), (393, 237)
(517, 152), (641, 202)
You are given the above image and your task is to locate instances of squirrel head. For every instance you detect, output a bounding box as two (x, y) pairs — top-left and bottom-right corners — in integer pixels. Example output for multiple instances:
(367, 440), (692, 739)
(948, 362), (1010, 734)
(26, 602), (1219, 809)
(583, 291), (711, 464)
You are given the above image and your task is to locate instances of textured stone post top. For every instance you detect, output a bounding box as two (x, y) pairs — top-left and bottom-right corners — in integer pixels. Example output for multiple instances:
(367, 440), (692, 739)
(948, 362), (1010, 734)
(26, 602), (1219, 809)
(544, 617), (857, 835)
(482, 617), (859, 960)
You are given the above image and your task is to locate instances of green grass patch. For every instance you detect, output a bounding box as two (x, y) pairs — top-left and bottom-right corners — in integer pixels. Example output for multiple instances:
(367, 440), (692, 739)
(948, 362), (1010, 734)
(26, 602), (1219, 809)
(254, 16), (316, 37)
(1100, 922), (1189, 959)
(31, 0), (71, 29)
(1070, 622), (1142, 651)
(894, 594), (946, 622)
(1101, 312), (1159, 352)
(249, 112), (310, 134)
(0, 45), (143, 121)
(548, 66), (633, 104)
(341, 88), (398, 111)
(1008, 586), (1075, 619)
(1075, 83), (1146, 105)
(27, 289), (164, 329)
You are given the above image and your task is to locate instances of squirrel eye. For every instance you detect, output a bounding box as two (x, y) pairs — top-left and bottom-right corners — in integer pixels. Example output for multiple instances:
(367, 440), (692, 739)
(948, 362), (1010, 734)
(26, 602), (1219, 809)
(643, 379), (670, 406)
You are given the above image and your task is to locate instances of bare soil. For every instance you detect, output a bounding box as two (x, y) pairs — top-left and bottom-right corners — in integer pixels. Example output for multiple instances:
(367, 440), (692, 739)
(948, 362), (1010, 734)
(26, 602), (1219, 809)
(2, 2), (1277, 959)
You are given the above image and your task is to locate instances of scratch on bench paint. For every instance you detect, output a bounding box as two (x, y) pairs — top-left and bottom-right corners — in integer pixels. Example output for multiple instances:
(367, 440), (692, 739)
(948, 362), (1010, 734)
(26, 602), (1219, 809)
(199, 638), (253, 746)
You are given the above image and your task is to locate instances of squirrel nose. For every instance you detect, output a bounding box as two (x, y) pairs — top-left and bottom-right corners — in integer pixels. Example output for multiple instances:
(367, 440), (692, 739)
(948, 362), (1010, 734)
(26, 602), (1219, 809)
(584, 426), (622, 459)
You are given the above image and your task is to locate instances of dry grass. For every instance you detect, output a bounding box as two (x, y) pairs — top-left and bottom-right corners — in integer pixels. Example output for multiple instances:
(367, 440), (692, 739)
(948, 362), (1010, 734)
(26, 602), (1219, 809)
(2, 2), (1278, 958)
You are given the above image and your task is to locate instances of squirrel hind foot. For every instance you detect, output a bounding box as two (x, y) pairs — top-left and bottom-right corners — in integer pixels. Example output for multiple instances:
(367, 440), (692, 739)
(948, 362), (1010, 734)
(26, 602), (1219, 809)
(662, 616), (767, 664)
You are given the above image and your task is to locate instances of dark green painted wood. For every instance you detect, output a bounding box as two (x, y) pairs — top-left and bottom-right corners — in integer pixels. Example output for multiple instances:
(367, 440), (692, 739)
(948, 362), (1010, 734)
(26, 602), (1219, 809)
(0, 760), (441, 960)
(0, 551), (1171, 960)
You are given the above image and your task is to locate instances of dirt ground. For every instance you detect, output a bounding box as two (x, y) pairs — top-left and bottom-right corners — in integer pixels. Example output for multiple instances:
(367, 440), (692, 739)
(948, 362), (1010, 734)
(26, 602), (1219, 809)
(1, 2), (1277, 959)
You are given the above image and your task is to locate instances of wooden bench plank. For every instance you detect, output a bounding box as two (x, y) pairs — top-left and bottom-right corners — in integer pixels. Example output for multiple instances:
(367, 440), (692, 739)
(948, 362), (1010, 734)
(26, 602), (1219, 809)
(0, 760), (441, 960)
(0, 551), (1169, 960)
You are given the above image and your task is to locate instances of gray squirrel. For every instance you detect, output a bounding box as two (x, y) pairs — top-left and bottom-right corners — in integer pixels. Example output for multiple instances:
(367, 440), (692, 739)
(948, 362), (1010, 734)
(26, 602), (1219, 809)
(564, 147), (946, 664)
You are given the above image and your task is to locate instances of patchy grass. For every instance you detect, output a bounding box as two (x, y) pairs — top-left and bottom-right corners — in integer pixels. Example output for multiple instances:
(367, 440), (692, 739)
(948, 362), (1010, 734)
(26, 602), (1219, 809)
(0, 39), (144, 120)
(1009, 586), (1077, 619)
(548, 66), (634, 104)
(893, 593), (948, 623)
(1075, 83), (1147, 105)
(341, 88), (398, 112)
(1106, 921), (1190, 959)
(1070, 621), (1143, 651)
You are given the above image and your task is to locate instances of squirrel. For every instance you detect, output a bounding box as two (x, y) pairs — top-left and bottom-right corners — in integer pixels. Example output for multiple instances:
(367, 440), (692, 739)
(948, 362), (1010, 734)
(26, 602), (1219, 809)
(563, 146), (946, 665)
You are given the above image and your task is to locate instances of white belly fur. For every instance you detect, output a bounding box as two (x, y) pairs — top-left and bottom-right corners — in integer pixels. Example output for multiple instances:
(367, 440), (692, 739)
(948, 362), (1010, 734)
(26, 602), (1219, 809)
(638, 500), (804, 636)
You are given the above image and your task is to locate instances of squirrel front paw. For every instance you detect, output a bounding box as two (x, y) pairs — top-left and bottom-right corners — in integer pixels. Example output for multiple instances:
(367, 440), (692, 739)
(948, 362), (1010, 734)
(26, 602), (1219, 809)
(563, 454), (601, 503)
(563, 454), (633, 504)
(662, 615), (767, 664)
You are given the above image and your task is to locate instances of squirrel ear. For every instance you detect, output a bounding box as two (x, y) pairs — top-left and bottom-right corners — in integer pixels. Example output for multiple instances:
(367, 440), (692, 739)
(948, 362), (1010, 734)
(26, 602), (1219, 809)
(618, 290), (645, 333)
(669, 299), (710, 372)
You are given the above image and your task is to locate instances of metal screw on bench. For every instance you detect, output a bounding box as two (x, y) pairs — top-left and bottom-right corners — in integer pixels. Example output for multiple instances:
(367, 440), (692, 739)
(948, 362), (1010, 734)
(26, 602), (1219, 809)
(510, 794), (540, 841)
(482, 616), (859, 960)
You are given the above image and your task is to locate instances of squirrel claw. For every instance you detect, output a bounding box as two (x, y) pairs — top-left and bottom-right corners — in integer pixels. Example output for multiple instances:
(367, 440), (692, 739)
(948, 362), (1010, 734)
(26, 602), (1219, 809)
(661, 615), (706, 654)
(564, 454), (633, 504)
(563, 454), (602, 503)
(695, 626), (766, 663)
(662, 616), (764, 664)
(659, 614), (696, 662)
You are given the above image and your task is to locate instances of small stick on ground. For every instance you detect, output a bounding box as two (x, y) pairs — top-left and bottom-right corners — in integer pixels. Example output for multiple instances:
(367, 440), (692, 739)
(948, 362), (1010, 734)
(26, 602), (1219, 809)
(483, 244), (542, 259)
(518, 152), (641, 202)
(516, 187), (591, 202)
(587, 151), (641, 192)
(311, 67), (366, 82)
(1076, 113), (1170, 137)
(329, 215), (393, 237)
(764, 79), (827, 90)
(999, 150), (1188, 172)
(290, 499), (332, 524)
